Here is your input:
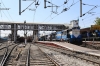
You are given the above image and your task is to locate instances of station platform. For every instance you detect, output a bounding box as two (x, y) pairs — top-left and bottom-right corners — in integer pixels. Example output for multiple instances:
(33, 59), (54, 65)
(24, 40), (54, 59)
(37, 41), (100, 57)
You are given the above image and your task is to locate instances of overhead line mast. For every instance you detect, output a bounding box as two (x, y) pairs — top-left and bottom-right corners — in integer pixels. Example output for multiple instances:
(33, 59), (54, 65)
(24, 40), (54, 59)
(19, 0), (21, 15)
(80, 0), (82, 17)
(19, 0), (39, 15)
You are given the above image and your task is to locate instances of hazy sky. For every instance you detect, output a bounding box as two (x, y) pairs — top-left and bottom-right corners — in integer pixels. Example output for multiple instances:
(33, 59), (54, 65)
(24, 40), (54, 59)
(0, 0), (100, 37)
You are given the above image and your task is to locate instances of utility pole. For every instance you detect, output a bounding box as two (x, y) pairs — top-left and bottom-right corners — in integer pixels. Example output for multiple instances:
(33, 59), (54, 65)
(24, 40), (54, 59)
(80, 0), (82, 17)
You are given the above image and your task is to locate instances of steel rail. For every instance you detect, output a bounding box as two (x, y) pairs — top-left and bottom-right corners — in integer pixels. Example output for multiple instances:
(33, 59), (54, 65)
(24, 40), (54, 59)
(0, 43), (14, 65)
(15, 50), (22, 61)
(38, 46), (61, 66)
(0, 45), (17, 66)
(26, 44), (31, 66)
(0, 46), (8, 66)
(36, 43), (100, 66)
(0, 44), (13, 50)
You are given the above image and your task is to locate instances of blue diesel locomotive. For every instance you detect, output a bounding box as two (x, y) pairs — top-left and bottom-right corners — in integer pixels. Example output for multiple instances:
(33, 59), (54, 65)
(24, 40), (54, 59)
(55, 20), (82, 44)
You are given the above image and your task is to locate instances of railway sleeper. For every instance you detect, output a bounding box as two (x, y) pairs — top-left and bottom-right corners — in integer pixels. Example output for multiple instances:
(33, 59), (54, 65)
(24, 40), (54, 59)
(30, 62), (54, 65)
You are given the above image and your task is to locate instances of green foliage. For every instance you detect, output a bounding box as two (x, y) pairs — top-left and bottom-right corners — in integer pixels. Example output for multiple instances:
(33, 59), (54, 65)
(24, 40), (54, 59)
(95, 17), (100, 25)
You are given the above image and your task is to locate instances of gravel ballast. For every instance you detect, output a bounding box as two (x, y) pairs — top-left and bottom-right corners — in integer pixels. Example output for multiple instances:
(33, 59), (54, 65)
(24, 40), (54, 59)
(40, 46), (96, 66)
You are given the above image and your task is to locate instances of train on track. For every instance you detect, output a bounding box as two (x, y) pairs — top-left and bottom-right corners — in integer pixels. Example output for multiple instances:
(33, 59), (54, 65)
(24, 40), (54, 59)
(39, 20), (82, 45)
(0, 37), (8, 42)
(81, 29), (100, 41)
(39, 19), (100, 44)
(16, 20), (100, 44)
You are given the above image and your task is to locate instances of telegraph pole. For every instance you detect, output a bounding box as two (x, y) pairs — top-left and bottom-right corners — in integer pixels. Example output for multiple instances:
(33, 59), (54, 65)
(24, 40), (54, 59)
(80, 0), (82, 17)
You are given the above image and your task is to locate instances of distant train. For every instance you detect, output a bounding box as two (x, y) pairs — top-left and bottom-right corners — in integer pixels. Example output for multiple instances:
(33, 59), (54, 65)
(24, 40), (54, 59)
(81, 29), (100, 41)
(0, 37), (8, 42)
(55, 20), (82, 44)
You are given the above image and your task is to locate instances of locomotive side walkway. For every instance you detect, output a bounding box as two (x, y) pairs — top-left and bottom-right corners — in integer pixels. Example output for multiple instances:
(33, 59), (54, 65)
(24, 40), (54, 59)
(37, 41), (100, 57)
(83, 41), (100, 43)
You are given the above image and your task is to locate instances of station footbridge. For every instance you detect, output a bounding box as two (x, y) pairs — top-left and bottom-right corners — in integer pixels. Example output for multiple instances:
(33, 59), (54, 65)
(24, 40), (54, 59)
(0, 21), (67, 42)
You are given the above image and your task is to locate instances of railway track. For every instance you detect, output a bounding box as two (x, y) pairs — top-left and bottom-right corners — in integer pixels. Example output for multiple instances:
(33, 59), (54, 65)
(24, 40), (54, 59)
(0, 44), (17, 66)
(0, 44), (14, 50)
(2, 44), (23, 66)
(35, 43), (100, 66)
(2, 42), (100, 66)
(81, 41), (100, 50)
(0, 46), (6, 62)
(0, 43), (15, 63)
(19, 44), (60, 66)
(0, 42), (12, 49)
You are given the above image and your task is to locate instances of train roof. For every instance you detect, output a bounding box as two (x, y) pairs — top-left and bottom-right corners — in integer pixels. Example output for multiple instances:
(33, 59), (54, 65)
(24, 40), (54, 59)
(80, 27), (90, 33)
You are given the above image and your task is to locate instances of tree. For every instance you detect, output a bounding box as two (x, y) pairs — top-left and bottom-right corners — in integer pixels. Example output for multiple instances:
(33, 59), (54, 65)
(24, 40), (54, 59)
(95, 17), (100, 25)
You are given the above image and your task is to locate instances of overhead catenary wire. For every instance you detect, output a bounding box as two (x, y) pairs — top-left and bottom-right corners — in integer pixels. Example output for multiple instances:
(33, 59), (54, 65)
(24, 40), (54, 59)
(82, 16), (100, 25)
(2, 10), (11, 21)
(60, 0), (70, 7)
(0, 3), (3, 21)
(42, 0), (65, 23)
(0, 1), (1, 11)
(81, 19), (94, 28)
(29, 0), (40, 22)
(33, 9), (36, 22)
(1, 0), (14, 22)
(33, 0), (40, 22)
(21, 1), (35, 14)
(82, 21), (86, 28)
(82, 3), (100, 7)
(76, 1), (100, 28)
(81, 2), (100, 17)
(82, 13), (100, 21)
(42, 13), (53, 23)
(47, 0), (80, 22)
(0, 0), (10, 21)
(42, 0), (76, 23)
(82, 6), (97, 17)
(43, 0), (100, 23)
(42, 0), (53, 23)
(0, 11), (3, 21)
(81, 12), (100, 28)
